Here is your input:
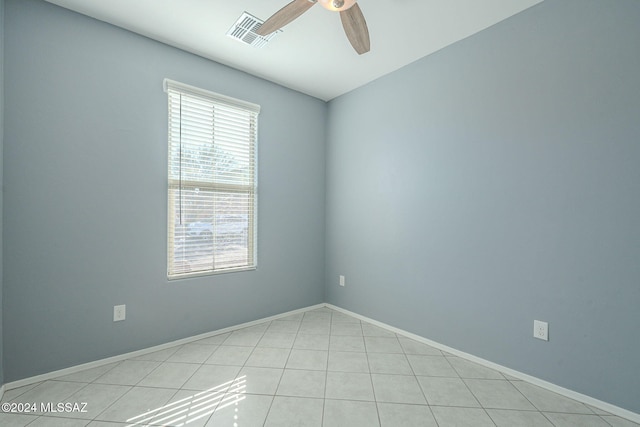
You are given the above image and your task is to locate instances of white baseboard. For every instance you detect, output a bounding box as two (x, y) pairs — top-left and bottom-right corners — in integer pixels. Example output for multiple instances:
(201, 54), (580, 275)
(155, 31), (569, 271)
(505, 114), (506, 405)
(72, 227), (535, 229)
(325, 303), (640, 424)
(4, 302), (637, 424)
(4, 303), (325, 391)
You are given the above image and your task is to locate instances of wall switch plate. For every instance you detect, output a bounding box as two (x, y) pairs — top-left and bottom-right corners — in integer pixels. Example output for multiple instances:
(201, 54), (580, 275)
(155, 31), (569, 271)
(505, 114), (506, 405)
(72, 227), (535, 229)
(339, 275), (345, 287)
(113, 305), (126, 322)
(533, 320), (548, 341)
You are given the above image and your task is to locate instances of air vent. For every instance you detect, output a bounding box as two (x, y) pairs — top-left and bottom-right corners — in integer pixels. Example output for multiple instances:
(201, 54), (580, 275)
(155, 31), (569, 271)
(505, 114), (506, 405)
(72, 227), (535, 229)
(227, 12), (279, 48)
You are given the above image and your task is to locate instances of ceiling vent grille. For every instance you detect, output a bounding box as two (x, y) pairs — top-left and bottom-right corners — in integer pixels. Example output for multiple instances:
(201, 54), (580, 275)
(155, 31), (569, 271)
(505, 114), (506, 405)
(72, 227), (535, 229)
(226, 12), (279, 48)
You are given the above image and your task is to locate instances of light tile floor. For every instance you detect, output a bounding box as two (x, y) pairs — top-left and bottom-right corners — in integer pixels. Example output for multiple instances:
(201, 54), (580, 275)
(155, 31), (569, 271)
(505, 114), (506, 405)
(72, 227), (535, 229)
(1, 308), (638, 426)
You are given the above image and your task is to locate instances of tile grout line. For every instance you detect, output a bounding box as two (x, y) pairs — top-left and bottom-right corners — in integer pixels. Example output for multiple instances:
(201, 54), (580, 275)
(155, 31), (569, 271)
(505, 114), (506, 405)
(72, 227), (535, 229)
(320, 309), (336, 427)
(456, 374), (498, 427)
(358, 317), (383, 427)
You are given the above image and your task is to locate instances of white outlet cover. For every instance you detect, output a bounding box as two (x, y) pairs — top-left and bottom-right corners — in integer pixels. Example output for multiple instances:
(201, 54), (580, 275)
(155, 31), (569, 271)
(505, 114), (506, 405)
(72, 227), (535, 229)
(113, 304), (126, 322)
(339, 275), (345, 287)
(533, 320), (548, 341)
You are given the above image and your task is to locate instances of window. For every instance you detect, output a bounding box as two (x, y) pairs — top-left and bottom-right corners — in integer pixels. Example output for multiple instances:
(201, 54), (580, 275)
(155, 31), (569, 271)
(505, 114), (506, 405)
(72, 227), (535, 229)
(164, 79), (259, 279)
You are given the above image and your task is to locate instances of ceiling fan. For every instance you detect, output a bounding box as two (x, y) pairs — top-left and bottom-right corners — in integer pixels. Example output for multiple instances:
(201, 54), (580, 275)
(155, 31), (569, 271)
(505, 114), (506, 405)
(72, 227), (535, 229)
(256, 0), (370, 55)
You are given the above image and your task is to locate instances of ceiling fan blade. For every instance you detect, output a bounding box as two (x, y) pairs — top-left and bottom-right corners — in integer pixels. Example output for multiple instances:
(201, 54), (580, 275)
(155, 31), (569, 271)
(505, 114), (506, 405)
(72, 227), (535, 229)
(256, 0), (316, 36)
(340, 3), (370, 55)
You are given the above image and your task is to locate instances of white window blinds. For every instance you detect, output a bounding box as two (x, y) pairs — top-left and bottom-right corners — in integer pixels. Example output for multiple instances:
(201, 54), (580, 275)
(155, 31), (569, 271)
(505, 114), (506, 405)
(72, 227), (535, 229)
(165, 79), (259, 279)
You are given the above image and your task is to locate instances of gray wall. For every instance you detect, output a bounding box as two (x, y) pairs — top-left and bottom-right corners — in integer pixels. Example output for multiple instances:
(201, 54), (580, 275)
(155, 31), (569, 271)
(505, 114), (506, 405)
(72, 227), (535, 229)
(0, 0), (5, 388)
(326, 0), (640, 414)
(3, 0), (326, 381)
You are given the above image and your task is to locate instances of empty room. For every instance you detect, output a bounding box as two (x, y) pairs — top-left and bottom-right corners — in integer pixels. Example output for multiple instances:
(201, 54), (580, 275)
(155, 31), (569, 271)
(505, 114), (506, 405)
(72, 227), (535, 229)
(0, 0), (639, 426)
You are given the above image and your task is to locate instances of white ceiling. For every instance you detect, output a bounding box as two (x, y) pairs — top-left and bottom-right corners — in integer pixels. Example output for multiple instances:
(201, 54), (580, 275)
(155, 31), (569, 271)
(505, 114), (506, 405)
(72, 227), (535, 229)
(44, 0), (542, 101)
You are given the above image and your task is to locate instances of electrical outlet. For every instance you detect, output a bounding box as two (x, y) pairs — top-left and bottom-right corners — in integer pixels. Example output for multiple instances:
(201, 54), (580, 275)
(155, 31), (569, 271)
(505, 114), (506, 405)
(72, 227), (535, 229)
(113, 305), (126, 322)
(339, 275), (345, 287)
(533, 320), (548, 341)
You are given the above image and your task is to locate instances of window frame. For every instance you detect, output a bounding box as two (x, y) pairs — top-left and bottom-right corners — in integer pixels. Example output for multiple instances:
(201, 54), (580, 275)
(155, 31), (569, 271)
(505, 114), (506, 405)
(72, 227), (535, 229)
(164, 79), (259, 280)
